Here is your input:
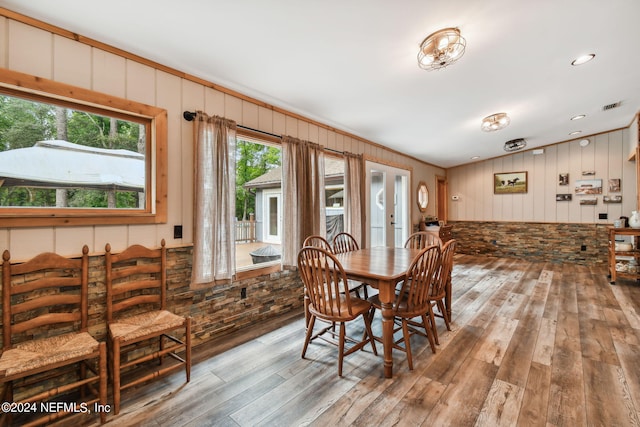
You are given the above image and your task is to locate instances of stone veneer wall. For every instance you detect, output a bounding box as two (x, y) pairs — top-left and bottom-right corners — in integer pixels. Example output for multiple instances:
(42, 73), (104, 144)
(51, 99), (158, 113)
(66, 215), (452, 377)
(2, 245), (304, 349)
(449, 221), (608, 267)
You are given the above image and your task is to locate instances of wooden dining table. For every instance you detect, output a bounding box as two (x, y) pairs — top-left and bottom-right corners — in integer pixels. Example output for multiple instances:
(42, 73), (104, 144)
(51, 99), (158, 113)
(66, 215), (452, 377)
(333, 246), (422, 378)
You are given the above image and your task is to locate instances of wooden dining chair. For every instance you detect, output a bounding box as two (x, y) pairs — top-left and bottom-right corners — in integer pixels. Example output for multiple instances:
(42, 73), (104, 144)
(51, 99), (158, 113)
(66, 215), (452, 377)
(332, 232), (370, 299)
(105, 239), (191, 415)
(303, 235), (333, 252)
(404, 231), (442, 250)
(0, 246), (107, 426)
(332, 232), (360, 254)
(425, 239), (457, 344)
(301, 235), (335, 329)
(367, 244), (441, 370)
(298, 246), (377, 376)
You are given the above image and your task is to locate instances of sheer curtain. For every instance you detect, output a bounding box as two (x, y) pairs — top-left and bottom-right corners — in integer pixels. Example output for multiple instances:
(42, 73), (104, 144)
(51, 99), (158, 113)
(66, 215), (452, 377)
(344, 153), (365, 246)
(282, 136), (326, 266)
(192, 112), (237, 284)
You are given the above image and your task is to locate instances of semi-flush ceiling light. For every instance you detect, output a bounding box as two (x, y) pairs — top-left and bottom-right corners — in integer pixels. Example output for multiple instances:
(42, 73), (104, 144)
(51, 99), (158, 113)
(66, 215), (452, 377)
(417, 27), (466, 71)
(571, 54), (595, 66)
(481, 112), (510, 132)
(504, 138), (526, 152)
(571, 114), (586, 120)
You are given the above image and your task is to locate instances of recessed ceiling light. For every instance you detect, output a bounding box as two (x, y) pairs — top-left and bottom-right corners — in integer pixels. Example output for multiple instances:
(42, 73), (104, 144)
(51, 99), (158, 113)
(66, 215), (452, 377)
(571, 114), (586, 120)
(569, 130), (582, 135)
(579, 139), (590, 147)
(571, 54), (595, 66)
(471, 156), (480, 160)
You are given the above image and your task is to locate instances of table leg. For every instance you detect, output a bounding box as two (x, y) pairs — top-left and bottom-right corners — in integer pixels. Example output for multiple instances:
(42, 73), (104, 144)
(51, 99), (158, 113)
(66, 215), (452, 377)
(380, 301), (394, 378)
(378, 279), (395, 378)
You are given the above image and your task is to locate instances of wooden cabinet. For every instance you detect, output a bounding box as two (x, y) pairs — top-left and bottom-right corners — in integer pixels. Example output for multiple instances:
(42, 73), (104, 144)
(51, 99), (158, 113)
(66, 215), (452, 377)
(608, 226), (640, 284)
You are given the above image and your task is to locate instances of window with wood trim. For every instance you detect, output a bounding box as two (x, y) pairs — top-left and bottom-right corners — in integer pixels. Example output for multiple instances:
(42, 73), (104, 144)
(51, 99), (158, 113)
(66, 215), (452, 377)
(0, 68), (167, 227)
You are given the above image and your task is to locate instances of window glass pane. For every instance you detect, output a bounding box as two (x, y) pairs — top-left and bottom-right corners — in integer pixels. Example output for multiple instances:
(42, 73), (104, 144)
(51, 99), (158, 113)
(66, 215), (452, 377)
(235, 138), (282, 271)
(325, 156), (344, 244)
(269, 196), (278, 235)
(0, 94), (146, 209)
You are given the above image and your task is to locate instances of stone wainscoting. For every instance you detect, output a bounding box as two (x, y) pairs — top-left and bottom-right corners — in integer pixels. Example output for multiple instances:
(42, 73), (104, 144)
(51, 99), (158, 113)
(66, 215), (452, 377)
(448, 221), (609, 267)
(4, 245), (304, 350)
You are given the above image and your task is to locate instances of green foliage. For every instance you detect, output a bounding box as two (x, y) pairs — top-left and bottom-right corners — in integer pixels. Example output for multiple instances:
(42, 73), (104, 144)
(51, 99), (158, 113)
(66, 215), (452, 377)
(0, 97), (56, 150)
(235, 140), (281, 220)
(0, 95), (142, 208)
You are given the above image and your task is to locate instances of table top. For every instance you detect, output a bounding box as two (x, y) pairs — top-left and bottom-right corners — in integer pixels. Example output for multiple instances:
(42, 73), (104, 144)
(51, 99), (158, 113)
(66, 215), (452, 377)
(334, 246), (421, 282)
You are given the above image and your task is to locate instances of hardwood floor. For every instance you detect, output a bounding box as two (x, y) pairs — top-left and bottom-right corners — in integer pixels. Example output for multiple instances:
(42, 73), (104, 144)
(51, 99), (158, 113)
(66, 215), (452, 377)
(94, 255), (640, 426)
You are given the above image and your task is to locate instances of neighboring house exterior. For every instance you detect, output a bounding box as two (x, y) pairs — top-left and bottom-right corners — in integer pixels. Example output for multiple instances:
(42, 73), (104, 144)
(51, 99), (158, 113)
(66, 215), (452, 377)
(244, 157), (346, 244)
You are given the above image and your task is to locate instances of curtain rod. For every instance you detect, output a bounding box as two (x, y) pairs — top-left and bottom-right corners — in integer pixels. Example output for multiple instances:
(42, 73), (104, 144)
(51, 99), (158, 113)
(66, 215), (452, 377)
(182, 111), (344, 155)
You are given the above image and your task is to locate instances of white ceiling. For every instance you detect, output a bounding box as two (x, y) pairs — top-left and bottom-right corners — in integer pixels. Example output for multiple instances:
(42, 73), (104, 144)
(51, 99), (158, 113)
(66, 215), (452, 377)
(3, 0), (640, 168)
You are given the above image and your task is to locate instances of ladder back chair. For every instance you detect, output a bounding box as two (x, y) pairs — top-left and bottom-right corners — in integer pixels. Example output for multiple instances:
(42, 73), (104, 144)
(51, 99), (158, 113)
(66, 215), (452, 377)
(368, 245), (441, 370)
(332, 232), (370, 299)
(298, 246), (377, 376)
(404, 231), (442, 250)
(0, 246), (107, 426)
(105, 239), (191, 415)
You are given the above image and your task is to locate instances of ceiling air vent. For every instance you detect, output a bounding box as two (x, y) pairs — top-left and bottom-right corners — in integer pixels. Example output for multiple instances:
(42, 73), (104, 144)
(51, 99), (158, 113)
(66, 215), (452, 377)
(504, 138), (526, 152)
(602, 101), (621, 111)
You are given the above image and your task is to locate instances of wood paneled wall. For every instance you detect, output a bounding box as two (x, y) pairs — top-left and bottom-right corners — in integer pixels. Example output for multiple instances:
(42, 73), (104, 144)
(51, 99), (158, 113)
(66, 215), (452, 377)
(0, 12), (444, 259)
(447, 129), (636, 223)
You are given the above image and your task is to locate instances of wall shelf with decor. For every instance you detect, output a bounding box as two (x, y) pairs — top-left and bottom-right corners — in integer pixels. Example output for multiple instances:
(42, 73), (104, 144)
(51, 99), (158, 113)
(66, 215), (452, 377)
(608, 226), (640, 284)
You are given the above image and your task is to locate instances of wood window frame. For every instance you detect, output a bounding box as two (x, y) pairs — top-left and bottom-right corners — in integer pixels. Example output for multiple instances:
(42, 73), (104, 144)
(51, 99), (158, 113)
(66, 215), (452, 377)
(0, 68), (167, 227)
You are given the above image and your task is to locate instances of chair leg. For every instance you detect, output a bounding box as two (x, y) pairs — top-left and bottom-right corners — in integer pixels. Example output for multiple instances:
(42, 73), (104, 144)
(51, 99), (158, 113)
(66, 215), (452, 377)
(423, 311), (437, 353)
(428, 306), (439, 346)
(304, 289), (311, 330)
(422, 313), (439, 346)
(338, 322), (346, 376)
(362, 312), (377, 356)
(185, 317), (192, 382)
(437, 300), (451, 331)
(401, 319), (413, 370)
(98, 342), (107, 424)
(301, 315), (316, 358)
(112, 338), (121, 416)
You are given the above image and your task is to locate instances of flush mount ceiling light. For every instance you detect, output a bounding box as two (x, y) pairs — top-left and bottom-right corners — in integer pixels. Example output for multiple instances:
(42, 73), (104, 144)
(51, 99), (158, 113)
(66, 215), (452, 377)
(417, 27), (466, 71)
(481, 112), (510, 132)
(579, 139), (590, 147)
(571, 54), (595, 66)
(504, 138), (526, 152)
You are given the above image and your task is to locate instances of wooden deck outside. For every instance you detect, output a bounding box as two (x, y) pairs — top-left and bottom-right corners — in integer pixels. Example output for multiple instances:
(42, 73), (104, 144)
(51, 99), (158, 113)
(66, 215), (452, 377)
(235, 242), (282, 270)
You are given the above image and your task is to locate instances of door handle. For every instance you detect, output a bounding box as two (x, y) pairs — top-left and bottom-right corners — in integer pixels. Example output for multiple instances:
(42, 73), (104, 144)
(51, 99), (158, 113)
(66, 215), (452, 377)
(390, 222), (397, 225)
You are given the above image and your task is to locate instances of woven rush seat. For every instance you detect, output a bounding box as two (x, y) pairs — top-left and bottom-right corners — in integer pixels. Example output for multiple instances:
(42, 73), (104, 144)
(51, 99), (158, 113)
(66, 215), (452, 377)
(105, 239), (191, 415)
(1, 246), (107, 425)
(109, 310), (186, 343)
(0, 332), (99, 378)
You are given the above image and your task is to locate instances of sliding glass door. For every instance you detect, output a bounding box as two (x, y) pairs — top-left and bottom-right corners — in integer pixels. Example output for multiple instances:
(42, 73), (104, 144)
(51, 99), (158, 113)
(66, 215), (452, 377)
(365, 161), (410, 247)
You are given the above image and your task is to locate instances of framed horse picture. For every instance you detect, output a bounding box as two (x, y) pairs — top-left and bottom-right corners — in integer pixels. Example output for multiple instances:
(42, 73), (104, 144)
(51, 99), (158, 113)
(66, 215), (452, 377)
(494, 171), (528, 194)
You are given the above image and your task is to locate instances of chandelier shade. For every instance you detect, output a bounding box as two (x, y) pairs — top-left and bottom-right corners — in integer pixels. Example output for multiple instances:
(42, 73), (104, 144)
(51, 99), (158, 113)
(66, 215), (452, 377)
(481, 112), (510, 132)
(417, 27), (466, 71)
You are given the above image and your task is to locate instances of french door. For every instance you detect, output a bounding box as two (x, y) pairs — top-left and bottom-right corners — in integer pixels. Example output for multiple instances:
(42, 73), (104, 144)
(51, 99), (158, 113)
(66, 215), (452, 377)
(365, 161), (410, 247)
(263, 191), (281, 244)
